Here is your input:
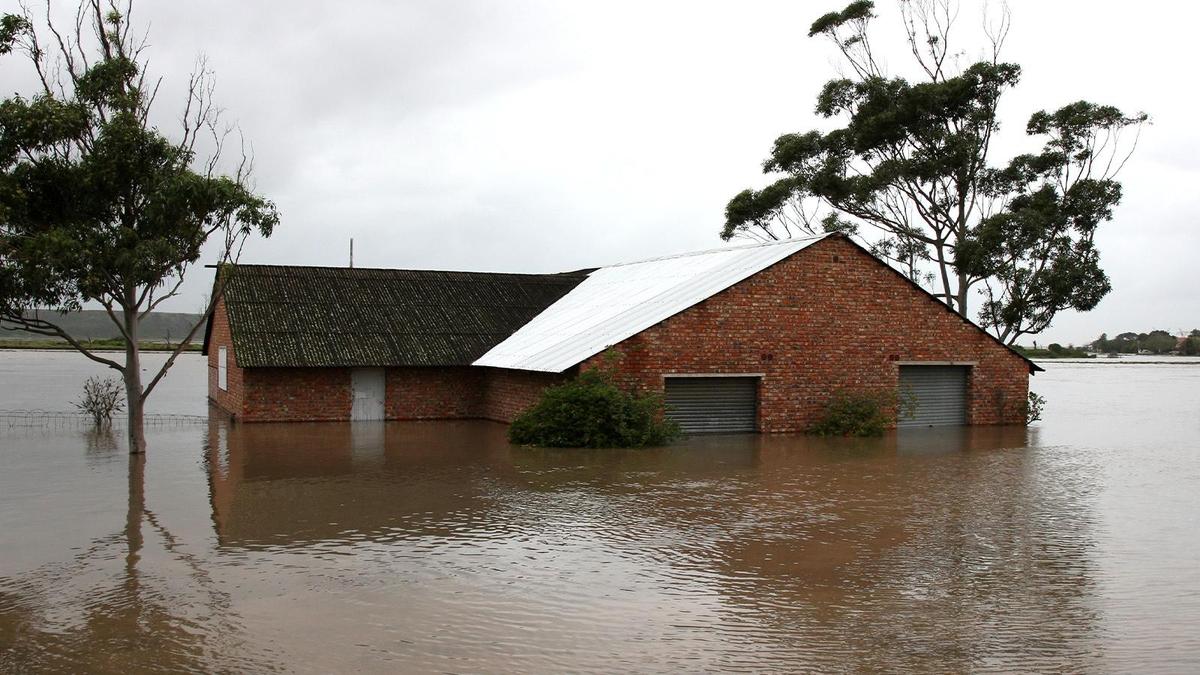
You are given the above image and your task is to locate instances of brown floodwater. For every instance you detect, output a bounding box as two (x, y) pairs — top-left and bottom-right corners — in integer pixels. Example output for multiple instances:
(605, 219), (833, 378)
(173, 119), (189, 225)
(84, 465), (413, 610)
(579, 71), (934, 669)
(1, 351), (1199, 672)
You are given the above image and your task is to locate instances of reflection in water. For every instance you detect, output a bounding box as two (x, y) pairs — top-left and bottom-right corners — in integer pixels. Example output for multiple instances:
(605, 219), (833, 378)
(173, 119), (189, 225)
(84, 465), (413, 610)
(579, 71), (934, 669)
(83, 427), (120, 458)
(192, 419), (1103, 671)
(206, 420), (515, 548)
(7, 354), (1200, 673)
(713, 428), (1102, 671)
(6, 354), (1200, 671)
(0, 450), (257, 673)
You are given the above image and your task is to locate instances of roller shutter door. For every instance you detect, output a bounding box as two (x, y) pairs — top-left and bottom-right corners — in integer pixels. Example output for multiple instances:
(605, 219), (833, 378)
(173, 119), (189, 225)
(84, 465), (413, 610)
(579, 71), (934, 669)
(664, 377), (758, 434)
(898, 365), (969, 428)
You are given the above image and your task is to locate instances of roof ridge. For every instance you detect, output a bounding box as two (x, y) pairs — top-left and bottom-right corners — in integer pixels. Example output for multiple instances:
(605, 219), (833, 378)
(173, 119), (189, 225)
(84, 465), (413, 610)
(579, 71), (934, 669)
(599, 233), (832, 269)
(226, 263), (588, 278)
(224, 235), (833, 276)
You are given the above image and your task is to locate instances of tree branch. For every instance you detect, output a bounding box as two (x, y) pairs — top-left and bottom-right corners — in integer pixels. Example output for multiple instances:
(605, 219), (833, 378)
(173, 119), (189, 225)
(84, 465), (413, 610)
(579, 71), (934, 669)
(1, 313), (124, 370)
(140, 274), (224, 401)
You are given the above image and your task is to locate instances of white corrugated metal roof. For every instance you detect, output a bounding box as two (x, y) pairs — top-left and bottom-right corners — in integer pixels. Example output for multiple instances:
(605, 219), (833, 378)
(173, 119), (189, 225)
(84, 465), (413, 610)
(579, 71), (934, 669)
(473, 233), (831, 372)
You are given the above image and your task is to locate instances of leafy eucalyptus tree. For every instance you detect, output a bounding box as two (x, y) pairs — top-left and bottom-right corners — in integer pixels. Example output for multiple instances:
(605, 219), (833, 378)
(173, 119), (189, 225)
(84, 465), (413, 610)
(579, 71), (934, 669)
(0, 1), (278, 453)
(723, 0), (1145, 344)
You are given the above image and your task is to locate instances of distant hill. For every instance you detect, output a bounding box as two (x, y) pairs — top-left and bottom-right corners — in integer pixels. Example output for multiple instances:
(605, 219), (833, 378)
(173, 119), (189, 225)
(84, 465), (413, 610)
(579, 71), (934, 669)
(0, 310), (205, 343)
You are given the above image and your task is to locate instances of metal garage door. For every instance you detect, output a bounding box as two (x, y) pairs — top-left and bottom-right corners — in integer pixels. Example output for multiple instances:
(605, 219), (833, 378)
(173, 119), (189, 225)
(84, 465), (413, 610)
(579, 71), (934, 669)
(664, 377), (758, 434)
(898, 365), (969, 428)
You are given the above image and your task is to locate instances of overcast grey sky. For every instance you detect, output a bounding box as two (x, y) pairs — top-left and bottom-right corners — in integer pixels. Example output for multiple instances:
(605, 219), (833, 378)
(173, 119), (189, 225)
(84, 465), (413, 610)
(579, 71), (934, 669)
(5, 1), (1197, 345)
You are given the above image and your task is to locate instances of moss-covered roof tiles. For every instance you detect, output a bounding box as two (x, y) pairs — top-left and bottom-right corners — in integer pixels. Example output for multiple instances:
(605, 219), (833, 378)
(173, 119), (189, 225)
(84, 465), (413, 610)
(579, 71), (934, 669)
(213, 265), (589, 368)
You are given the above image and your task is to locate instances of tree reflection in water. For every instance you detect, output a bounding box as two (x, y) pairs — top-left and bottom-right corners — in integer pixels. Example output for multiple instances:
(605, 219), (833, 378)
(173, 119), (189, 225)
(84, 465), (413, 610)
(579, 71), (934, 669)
(83, 427), (120, 458)
(0, 446), (254, 673)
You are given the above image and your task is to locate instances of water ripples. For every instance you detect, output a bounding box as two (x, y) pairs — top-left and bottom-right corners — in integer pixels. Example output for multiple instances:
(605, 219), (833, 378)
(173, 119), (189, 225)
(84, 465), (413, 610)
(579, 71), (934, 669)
(3, 363), (1200, 671)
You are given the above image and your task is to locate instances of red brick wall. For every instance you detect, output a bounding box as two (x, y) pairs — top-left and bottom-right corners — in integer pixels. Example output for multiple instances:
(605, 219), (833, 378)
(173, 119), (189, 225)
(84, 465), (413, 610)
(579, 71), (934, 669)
(206, 296), (246, 417)
(580, 236), (1031, 432)
(222, 363), (557, 424)
(477, 367), (567, 423)
(242, 367), (352, 422)
(386, 367), (483, 420)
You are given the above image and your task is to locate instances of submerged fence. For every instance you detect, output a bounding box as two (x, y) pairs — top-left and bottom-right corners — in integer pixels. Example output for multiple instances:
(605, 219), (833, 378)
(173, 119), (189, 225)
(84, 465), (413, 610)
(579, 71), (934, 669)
(0, 409), (207, 430)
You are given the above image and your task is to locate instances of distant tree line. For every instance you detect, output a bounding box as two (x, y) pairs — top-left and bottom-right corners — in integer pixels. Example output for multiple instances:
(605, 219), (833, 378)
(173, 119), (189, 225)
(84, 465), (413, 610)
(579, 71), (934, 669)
(1092, 330), (1200, 355)
(1012, 343), (1090, 359)
(1014, 329), (1200, 359)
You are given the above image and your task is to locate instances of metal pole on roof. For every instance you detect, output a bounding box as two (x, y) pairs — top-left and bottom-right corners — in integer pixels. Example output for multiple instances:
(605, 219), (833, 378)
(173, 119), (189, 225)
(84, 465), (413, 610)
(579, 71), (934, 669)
(350, 238), (354, 268)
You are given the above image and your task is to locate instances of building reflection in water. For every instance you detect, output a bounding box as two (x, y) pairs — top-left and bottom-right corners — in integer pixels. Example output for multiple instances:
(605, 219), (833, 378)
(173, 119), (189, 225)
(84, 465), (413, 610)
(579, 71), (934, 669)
(703, 427), (1103, 671)
(206, 418), (516, 548)
(203, 417), (1102, 670)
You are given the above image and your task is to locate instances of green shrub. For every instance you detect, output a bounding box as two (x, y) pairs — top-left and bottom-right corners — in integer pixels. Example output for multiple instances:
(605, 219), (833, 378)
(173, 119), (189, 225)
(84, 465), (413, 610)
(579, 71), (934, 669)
(1020, 391), (1046, 424)
(508, 368), (680, 448)
(808, 389), (903, 437)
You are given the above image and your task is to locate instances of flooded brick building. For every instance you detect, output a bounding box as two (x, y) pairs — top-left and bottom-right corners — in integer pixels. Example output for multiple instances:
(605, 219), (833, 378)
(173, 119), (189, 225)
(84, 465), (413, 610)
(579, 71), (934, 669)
(203, 233), (1039, 432)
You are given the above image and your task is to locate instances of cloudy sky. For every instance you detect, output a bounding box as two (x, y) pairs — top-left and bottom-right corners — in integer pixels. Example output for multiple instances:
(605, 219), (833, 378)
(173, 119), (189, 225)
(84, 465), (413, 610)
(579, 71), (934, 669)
(5, 1), (1197, 345)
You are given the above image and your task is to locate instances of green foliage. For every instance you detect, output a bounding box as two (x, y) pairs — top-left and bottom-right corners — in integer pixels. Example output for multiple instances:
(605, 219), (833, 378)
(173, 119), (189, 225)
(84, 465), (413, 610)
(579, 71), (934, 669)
(809, 1), (875, 38)
(1012, 343), (1091, 359)
(508, 368), (680, 448)
(0, 14), (29, 55)
(73, 375), (124, 427)
(1020, 391), (1046, 425)
(0, 2), (278, 451)
(0, 4), (278, 314)
(1, 5), (277, 316)
(1093, 329), (1188, 355)
(1184, 337), (1200, 356)
(1141, 330), (1176, 354)
(808, 388), (903, 437)
(957, 101), (1146, 340)
(723, 1), (1146, 346)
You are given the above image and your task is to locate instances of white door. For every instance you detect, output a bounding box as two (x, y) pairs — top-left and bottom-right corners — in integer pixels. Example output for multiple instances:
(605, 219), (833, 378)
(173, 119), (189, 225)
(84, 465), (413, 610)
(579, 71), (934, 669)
(351, 368), (386, 421)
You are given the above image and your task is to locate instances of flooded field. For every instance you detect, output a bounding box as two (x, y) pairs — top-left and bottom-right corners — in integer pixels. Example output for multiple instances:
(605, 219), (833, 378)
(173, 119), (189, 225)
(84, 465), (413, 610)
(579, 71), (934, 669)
(1, 351), (1199, 672)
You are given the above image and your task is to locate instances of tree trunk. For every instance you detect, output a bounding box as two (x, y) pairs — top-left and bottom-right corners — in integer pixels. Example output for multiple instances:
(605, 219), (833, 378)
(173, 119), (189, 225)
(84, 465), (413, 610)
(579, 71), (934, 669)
(123, 306), (146, 454)
(126, 451), (145, 565)
(933, 245), (956, 314)
(123, 451), (145, 626)
(124, 370), (146, 454)
(956, 268), (970, 318)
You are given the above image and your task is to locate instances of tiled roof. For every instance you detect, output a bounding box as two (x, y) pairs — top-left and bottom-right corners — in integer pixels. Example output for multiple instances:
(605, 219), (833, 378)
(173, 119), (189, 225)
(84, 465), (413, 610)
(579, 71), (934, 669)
(215, 265), (589, 368)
